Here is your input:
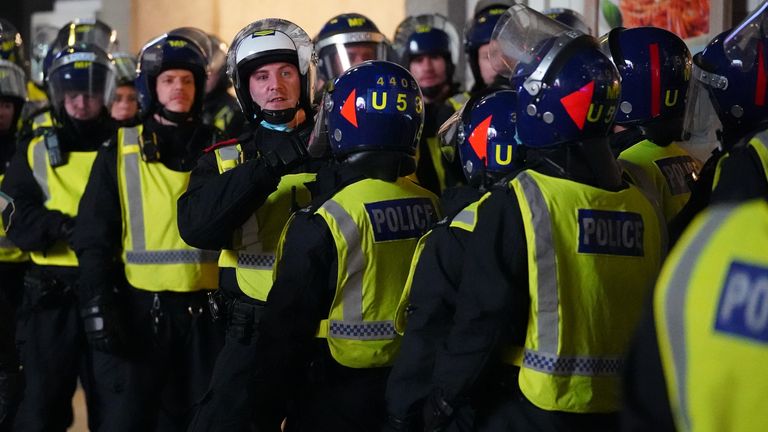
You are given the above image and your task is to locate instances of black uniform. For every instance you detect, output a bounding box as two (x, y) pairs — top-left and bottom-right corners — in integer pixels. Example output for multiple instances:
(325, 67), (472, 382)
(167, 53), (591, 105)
(384, 186), (485, 430)
(414, 102), (465, 195)
(248, 162), (418, 432)
(1, 113), (114, 432)
(180, 120), (321, 432)
(668, 125), (768, 244)
(73, 117), (223, 431)
(0, 131), (26, 311)
(421, 148), (630, 432)
(202, 86), (246, 139)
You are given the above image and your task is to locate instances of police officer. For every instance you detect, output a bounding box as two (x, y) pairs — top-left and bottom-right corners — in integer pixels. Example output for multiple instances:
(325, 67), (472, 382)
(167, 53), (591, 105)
(73, 30), (222, 430)
(419, 6), (664, 431)
(0, 19), (47, 121)
(0, 43), (116, 431)
(202, 33), (245, 138)
(314, 13), (391, 91)
(670, 11), (768, 242)
(0, 57), (26, 431)
(177, 19), (319, 431)
(462, 3), (511, 95)
(246, 59), (439, 431)
(109, 52), (139, 125)
(394, 14), (465, 194)
(601, 27), (700, 223)
(385, 89), (519, 431)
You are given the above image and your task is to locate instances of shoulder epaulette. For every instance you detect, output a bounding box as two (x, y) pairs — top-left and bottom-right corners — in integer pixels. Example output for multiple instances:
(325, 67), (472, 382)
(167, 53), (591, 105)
(204, 138), (239, 153)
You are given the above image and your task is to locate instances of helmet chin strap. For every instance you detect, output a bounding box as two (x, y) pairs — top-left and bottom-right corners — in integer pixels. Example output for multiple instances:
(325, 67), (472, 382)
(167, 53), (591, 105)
(262, 106), (298, 125)
(159, 107), (193, 124)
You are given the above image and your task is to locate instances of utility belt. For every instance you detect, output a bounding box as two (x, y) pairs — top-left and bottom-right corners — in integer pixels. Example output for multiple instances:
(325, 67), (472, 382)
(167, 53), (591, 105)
(125, 286), (210, 338)
(23, 268), (77, 309)
(207, 287), (265, 344)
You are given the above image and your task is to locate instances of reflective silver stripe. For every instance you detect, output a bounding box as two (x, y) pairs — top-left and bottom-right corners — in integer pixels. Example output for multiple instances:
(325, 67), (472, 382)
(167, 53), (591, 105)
(328, 319), (396, 340)
(522, 349), (623, 377)
(125, 249), (219, 264)
(32, 141), (50, 201)
(451, 209), (475, 226)
(33, 113), (50, 128)
(663, 205), (732, 432)
(320, 199), (365, 323)
(122, 127), (146, 251)
(517, 172), (559, 353)
(237, 253), (275, 269)
(217, 145), (239, 162)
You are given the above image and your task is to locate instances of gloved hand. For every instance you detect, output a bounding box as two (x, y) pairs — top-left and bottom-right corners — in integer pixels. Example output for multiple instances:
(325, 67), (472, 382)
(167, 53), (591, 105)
(0, 369), (21, 427)
(261, 131), (309, 175)
(422, 390), (455, 432)
(381, 413), (415, 432)
(58, 217), (76, 247)
(80, 291), (126, 354)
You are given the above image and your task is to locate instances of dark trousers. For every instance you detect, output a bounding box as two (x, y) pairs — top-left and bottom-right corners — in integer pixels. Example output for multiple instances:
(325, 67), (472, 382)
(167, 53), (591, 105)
(89, 287), (224, 432)
(13, 266), (96, 432)
(0, 262), (26, 431)
(284, 359), (390, 432)
(474, 366), (619, 432)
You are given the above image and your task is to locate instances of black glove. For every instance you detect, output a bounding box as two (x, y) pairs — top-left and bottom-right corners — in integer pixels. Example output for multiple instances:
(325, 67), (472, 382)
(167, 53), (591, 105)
(80, 292), (126, 354)
(58, 217), (76, 247)
(0, 369), (21, 427)
(382, 413), (416, 432)
(261, 131), (309, 175)
(422, 390), (455, 432)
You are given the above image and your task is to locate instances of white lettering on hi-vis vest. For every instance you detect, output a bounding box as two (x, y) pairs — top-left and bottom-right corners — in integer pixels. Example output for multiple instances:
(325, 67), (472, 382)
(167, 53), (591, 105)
(716, 261), (768, 343)
(654, 155), (698, 196)
(364, 198), (436, 242)
(578, 209), (644, 256)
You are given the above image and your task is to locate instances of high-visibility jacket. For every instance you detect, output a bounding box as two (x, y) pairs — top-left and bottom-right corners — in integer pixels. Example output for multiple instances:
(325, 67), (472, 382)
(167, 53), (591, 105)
(618, 139), (700, 222)
(655, 199), (768, 432)
(307, 178), (440, 368)
(116, 126), (218, 292)
(213, 143), (315, 300)
(509, 170), (663, 413)
(713, 130), (768, 188)
(26, 121), (97, 266)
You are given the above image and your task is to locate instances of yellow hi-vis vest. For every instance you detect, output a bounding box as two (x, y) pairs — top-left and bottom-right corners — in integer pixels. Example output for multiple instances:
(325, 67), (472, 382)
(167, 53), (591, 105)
(510, 170), (663, 413)
(213, 105), (235, 133)
(0, 175), (27, 263)
(309, 178), (440, 368)
(447, 92), (470, 112)
(213, 143), (315, 300)
(27, 126), (97, 266)
(26, 81), (47, 104)
(117, 126), (219, 292)
(655, 199), (768, 432)
(713, 130), (768, 188)
(618, 139), (700, 223)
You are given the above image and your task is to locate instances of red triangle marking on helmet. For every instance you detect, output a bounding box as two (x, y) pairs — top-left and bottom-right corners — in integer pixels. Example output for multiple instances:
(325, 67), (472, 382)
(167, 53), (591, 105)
(756, 40), (766, 107)
(468, 115), (492, 161)
(341, 89), (358, 127)
(560, 80), (594, 130)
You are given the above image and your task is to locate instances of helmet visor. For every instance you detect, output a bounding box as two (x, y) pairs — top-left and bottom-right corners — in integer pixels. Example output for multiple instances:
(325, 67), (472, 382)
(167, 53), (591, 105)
(0, 59), (27, 100)
(681, 68), (723, 161)
(437, 103), (467, 163)
(489, 4), (576, 78)
(393, 14), (460, 66)
(307, 87), (332, 157)
(58, 21), (117, 53)
(724, 2), (768, 72)
(317, 32), (388, 81)
(48, 52), (116, 118)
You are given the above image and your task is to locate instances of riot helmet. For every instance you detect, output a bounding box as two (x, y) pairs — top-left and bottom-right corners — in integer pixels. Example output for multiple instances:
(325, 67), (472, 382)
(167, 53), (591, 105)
(0, 59), (27, 133)
(0, 19), (25, 68)
(228, 19), (315, 124)
(464, 5), (508, 90)
(46, 44), (116, 121)
(543, 8), (591, 35)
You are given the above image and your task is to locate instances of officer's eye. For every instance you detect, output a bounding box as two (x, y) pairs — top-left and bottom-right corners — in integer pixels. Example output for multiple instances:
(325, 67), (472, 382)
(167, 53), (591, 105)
(280, 70), (294, 78)
(254, 73), (268, 81)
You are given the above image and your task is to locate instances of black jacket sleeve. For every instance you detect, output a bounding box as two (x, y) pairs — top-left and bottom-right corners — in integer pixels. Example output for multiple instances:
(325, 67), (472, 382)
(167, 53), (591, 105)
(248, 210), (336, 401)
(0, 139), (70, 251)
(711, 145), (768, 203)
(621, 301), (676, 432)
(429, 189), (529, 404)
(72, 143), (123, 298)
(176, 150), (281, 251)
(386, 223), (470, 420)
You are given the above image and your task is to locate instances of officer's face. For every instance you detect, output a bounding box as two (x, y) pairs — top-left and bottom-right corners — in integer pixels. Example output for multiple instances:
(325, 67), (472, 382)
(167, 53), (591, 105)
(409, 54), (447, 89)
(331, 43), (378, 75)
(110, 85), (138, 122)
(64, 91), (103, 121)
(478, 44), (497, 86)
(156, 69), (195, 113)
(0, 101), (14, 132)
(249, 62), (301, 112)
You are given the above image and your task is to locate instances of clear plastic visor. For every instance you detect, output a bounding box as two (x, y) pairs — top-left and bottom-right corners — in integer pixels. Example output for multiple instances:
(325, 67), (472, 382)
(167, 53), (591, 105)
(681, 72), (723, 161)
